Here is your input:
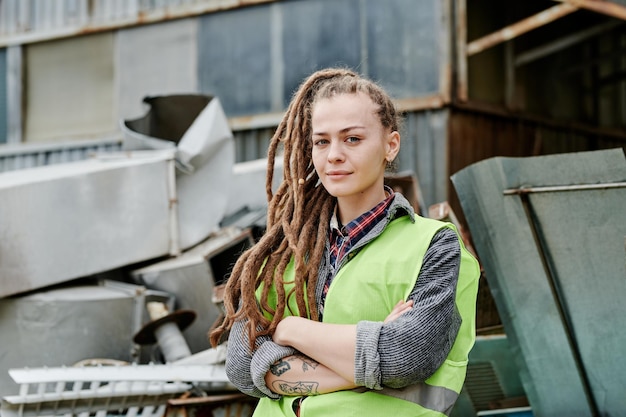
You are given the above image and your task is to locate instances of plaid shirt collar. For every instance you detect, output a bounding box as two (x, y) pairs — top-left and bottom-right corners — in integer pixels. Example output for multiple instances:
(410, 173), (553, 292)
(328, 186), (395, 266)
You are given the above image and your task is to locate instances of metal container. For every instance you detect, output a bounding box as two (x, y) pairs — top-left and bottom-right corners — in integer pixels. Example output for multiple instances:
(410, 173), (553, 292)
(0, 152), (175, 297)
(0, 280), (170, 396)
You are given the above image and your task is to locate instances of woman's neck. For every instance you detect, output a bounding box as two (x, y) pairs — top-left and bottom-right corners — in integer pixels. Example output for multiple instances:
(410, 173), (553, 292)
(336, 187), (389, 225)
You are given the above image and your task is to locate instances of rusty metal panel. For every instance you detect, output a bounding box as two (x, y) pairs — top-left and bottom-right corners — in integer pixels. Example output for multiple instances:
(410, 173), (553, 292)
(452, 149), (626, 416)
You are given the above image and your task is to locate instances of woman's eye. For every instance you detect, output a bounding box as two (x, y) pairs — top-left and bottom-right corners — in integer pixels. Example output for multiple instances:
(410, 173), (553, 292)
(314, 139), (328, 146)
(346, 136), (361, 143)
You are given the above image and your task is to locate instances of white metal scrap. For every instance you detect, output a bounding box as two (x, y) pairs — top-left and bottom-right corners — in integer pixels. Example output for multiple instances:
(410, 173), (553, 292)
(1, 362), (231, 417)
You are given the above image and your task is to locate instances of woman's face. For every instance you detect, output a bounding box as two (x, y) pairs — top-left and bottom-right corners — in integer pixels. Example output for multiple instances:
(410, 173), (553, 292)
(311, 92), (399, 210)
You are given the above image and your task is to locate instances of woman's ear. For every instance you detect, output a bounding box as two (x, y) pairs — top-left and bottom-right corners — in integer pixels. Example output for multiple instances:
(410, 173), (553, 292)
(385, 130), (401, 162)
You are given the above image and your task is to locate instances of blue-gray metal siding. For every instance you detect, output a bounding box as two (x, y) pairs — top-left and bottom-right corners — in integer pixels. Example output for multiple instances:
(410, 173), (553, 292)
(280, 0), (362, 105)
(366, 0), (441, 98)
(198, 6), (274, 116)
(198, 0), (448, 116)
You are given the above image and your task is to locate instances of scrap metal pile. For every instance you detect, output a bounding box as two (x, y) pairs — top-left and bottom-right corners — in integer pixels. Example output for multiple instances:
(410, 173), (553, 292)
(2, 92), (624, 417)
(0, 95), (266, 417)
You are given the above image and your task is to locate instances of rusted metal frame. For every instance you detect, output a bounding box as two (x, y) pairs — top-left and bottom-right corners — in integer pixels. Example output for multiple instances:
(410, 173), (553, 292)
(553, 0), (626, 21)
(395, 94), (448, 112)
(229, 111), (285, 132)
(515, 20), (622, 67)
(466, 2), (578, 57)
(0, 0), (281, 47)
(453, 0), (468, 102)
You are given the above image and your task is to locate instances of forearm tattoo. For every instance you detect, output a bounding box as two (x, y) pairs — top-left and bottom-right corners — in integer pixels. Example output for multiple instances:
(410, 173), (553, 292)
(269, 354), (321, 395)
(270, 354), (319, 376)
(272, 380), (320, 395)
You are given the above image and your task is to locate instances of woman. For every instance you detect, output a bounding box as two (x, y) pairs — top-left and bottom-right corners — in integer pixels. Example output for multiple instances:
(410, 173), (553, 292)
(210, 67), (480, 416)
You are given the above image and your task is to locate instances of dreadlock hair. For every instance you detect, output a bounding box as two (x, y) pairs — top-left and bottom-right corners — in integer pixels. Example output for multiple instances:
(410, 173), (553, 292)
(210, 67), (402, 350)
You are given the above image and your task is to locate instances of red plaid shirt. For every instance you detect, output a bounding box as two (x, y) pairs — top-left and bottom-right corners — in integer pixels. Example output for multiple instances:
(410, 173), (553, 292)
(320, 187), (395, 318)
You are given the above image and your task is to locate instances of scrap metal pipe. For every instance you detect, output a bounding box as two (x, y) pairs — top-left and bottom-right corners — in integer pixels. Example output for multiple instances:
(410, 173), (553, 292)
(134, 302), (196, 363)
(466, 3), (578, 56)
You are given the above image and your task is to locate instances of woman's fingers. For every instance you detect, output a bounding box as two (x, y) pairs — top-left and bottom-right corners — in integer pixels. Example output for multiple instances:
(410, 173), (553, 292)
(384, 299), (414, 323)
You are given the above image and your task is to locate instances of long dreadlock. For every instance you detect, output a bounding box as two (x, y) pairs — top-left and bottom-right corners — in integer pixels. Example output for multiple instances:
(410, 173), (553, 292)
(210, 67), (401, 350)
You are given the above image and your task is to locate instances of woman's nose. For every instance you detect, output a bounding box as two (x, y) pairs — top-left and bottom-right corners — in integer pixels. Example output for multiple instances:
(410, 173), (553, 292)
(327, 140), (345, 162)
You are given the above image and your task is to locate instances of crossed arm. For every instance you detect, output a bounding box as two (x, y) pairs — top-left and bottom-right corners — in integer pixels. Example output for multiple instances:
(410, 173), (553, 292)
(265, 300), (414, 395)
(225, 229), (461, 399)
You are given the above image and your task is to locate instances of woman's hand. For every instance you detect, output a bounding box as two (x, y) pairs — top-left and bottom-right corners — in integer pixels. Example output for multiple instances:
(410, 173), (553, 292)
(272, 315), (301, 346)
(384, 299), (414, 323)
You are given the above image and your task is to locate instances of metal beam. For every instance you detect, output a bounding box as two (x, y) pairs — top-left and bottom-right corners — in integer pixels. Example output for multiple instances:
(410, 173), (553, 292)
(515, 20), (622, 67)
(553, 0), (626, 21)
(466, 3), (578, 56)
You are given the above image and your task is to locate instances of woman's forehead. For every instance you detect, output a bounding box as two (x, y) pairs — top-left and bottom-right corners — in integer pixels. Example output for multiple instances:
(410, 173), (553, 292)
(312, 92), (379, 122)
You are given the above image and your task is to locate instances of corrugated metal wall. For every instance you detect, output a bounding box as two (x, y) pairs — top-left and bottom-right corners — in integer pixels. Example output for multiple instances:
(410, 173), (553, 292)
(0, 0), (212, 37)
(0, 137), (122, 172)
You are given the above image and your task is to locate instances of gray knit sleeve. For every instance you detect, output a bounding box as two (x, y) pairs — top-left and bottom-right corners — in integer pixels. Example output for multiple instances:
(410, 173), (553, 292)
(225, 318), (296, 398)
(354, 227), (462, 389)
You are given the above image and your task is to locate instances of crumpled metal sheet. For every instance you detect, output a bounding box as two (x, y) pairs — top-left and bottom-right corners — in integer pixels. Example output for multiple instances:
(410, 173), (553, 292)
(0, 95), (234, 298)
(122, 95), (235, 250)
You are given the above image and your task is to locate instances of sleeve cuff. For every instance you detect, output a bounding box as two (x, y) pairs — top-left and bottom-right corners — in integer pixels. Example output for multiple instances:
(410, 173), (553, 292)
(250, 341), (297, 399)
(355, 320), (384, 389)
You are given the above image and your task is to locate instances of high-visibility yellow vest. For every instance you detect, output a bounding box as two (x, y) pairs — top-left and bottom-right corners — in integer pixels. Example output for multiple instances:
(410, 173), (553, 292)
(254, 215), (480, 416)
